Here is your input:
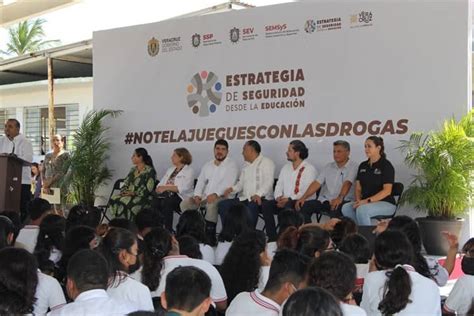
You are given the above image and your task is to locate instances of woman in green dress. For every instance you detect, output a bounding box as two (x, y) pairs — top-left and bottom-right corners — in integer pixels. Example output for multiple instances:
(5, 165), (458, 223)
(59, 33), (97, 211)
(110, 148), (157, 220)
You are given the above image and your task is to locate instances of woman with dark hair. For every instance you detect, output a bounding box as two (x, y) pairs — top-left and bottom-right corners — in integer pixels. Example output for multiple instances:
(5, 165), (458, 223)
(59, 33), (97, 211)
(307, 251), (367, 315)
(283, 287), (343, 316)
(177, 235), (202, 259)
(34, 214), (65, 275)
(31, 162), (42, 198)
(342, 136), (396, 225)
(110, 147), (157, 220)
(361, 230), (440, 315)
(215, 203), (252, 265)
(66, 204), (101, 232)
(153, 147), (194, 231)
(100, 227), (154, 311)
(278, 225), (333, 258)
(220, 230), (270, 303)
(0, 215), (15, 249)
(175, 210), (214, 263)
(0, 247), (39, 315)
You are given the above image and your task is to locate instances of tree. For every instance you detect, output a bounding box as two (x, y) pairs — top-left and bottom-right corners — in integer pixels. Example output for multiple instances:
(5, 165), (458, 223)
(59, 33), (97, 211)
(1, 18), (60, 57)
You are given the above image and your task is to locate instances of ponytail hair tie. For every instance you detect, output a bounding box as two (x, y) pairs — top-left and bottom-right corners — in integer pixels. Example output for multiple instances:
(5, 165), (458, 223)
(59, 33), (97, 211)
(394, 264), (404, 270)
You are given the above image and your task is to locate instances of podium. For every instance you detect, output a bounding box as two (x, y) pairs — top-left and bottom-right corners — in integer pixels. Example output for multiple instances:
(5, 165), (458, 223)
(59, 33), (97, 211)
(0, 155), (28, 213)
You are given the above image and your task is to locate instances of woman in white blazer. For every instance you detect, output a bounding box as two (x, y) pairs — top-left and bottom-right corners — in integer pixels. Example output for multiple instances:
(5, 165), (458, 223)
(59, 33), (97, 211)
(153, 148), (194, 231)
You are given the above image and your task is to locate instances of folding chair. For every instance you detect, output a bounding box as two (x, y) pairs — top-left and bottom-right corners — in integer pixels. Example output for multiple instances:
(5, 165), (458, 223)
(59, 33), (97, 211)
(371, 182), (404, 221)
(98, 178), (125, 223)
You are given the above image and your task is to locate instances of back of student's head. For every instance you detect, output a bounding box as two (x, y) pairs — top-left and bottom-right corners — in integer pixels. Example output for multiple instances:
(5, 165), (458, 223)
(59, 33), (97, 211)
(142, 227), (173, 292)
(66, 204), (101, 232)
(330, 217), (357, 247)
(175, 210), (207, 244)
(277, 210), (304, 237)
(264, 249), (309, 292)
(164, 266), (211, 313)
(307, 251), (356, 301)
(0, 215), (15, 249)
(278, 226), (331, 257)
(0, 247), (38, 314)
(135, 208), (162, 235)
(67, 249), (109, 293)
(99, 227), (136, 279)
(177, 235), (202, 259)
(218, 203), (252, 242)
(28, 198), (52, 221)
(282, 287), (343, 316)
(1, 212), (20, 244)
(108, 218), (139, 235)
(34, 214), (66, 272)
(374, 230), (414, 315)
(339, 233), (371, 264)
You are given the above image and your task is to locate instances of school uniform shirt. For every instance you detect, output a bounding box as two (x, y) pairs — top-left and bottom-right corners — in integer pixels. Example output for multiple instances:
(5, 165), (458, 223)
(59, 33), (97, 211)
(355, 263), (369, 290)
(267, 241), (278, 260)
(259, 266), (270, 291)
(200, 243), (216, 265)
(317, 160), (358, 202)
(151, 255), (227, 304)
(34, 270), (66, 315)
(0, 133), (33, 184)
(341, 302), (367, 316)
(444, 274), (474, 315)
(226, 290), (280, 316)
(233, 154), (275, 201)
(107, 272), (154, 311)
(49, 289), (137, 316)
(360, 265), (441, 316)
(356, 158), (395, 204)
(274, 160), (317, 200)
(158, 164), (195, 200)
(194, 157), (239, 198)
(214, 241), (232, 265)
(16, 225), (40, 253)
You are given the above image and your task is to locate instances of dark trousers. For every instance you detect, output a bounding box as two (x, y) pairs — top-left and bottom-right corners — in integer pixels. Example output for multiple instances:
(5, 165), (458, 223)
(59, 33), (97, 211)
(261, 199), (296, 242)
(20, 184), (32, 223)
(218, 198), (270, 228)
(152, 193), (182, 231)
(300, 200), (344, 223)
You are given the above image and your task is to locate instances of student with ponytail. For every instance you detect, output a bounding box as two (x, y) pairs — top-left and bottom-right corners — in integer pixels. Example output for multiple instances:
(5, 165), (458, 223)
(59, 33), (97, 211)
(110, 148), (157, 220)
(277, 224), (333, 258)
(361, 230), (441, 315)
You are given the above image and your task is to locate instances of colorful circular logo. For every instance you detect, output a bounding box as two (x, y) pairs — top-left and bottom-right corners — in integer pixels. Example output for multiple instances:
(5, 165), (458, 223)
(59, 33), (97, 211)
(304, 19), (316, 33)
(186, 71), (222, 117)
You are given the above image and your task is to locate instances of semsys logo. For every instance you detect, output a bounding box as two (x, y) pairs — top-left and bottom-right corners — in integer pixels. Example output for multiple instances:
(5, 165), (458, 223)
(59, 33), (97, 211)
(186, 71), (222, 117)
(265, 24), (287, 32)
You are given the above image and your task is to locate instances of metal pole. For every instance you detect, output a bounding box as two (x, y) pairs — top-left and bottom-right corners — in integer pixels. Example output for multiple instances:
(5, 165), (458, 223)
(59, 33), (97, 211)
(47, 57), (55, 149)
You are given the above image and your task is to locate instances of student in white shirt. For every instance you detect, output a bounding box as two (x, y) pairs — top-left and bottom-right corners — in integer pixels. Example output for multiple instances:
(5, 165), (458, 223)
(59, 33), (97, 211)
(282, 287), (343, 316)
(140, 227), (228, 312)
(267, 210), (304, 260)
(0, 118), (34, 221)
(161, 266), (213, 316)
(176, 210), (215, 264)
(34, 214), (65, 274)
(338, 233), (371, 295)
(219, 140), (275, 228)
(443, 238), (474, 316)
(153, 147), (195, 231)
(262, 140), (317, 241)
(16, 198), (53, 253)
(180, 139), (239, 244)
(50, 249), (137, 316)
(296, 140), (358, 222)
(307, 251), (367, 316)
(361, 230), (441, 316)
(278, 224), (333, 258)
(214, 203), (252, 265)
(34, 270), (66, 315)
(227, 249), (309, 316)
(220, 230), (271, 304)
(100, 227), (154, 311)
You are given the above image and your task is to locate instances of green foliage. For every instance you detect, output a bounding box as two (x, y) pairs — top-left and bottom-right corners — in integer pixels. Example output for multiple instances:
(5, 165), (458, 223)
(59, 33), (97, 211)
(399, 111), (474, 219)
(61, 109), (122, 206)
(1, 18), (60, 57)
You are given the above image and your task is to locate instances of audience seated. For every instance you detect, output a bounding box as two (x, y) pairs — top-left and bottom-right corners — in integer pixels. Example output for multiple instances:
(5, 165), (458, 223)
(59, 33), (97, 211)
(267, 210), (304, 259)
(34, 213), (66, 275)
(177, 235), (203, 259)
(282, 287), (343, 316)
(66, 204), (101, 232)
(278, 224), (333, 258)
(339, 233), (371, 296)
(135, 208), (163, 239)
(16, 198), (53, 252)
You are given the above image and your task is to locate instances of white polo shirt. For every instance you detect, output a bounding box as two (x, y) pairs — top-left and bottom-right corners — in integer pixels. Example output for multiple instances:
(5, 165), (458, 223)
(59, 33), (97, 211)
(267, 241), (278, 260)
(317, 160), (358, 202)
(341, 302), (367, 316)
(274, 160), (317, 200)
(214, 241), (232, 265)
(233, 154), (275, 201)
(49, 289), (137, 316)
(444, 274), (474, 315)
(200, 243), (216, 265)
(34, 271), (66, 315)
(0, 133), (33, 185)
(360, 265), (441, 316)
(226, 290), (280, 316)
(194, 157), (239, 198)
(107, 272), (154, 311)
(158, 164), (195, 200)
(16, 225), (40, 253)
(152, 255), (227, 304)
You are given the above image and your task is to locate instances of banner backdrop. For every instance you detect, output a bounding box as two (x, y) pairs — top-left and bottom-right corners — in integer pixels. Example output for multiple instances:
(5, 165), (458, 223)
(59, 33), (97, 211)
(93, 0), (470, 200)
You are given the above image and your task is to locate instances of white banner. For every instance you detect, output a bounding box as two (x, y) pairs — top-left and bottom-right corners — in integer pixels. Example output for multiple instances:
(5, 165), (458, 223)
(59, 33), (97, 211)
(93, 0), (470, 192)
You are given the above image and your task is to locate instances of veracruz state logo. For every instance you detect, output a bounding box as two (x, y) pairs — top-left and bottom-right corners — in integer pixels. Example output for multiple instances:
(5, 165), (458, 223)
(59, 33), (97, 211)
(186, 71), (222, 117)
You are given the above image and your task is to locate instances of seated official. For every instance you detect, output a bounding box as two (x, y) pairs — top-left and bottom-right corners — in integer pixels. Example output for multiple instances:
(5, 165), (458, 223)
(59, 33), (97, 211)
(110, 148), (157, 220)
(341, 136), (396, 225)
(153, 147), (194, 231)
(296, 140), (358, 223)
(218, 140), (275, 227)
(261, 140), (317, 241)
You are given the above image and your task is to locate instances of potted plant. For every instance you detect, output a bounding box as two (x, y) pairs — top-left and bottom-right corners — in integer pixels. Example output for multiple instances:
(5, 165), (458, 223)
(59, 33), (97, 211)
(61, 109), (122, 207)
(399, 110), (474, 255)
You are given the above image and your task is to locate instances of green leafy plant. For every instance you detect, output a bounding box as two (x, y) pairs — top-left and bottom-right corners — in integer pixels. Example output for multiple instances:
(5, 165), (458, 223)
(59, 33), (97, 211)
(398, 110), (474, 219)
(62, 109), (122, 206)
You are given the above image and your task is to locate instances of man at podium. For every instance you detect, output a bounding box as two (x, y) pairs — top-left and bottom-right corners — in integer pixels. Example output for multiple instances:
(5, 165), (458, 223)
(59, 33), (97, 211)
(0, 119), (33, 220)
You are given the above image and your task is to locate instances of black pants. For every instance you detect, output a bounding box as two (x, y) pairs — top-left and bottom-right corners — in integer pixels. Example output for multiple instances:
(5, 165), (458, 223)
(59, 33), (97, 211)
(152, 193), (182, 231)
(261, 199), (296, 242)
(20, 184), (32, 223)
(300, 200), (344, 223)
